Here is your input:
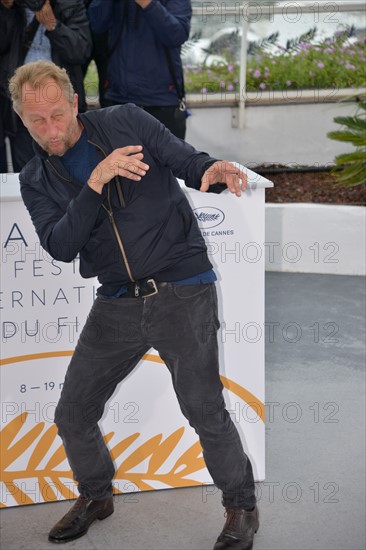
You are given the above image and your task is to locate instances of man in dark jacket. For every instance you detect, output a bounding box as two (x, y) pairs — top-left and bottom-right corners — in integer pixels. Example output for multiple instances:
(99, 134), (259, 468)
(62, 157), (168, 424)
(0, 0), (91, 172)
(88, 0), (190, 139)
(9, 60), (259, 550)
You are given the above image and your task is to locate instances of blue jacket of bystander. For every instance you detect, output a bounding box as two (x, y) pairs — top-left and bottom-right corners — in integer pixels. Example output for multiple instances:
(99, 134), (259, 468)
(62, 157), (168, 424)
(88, 0), (191, 106)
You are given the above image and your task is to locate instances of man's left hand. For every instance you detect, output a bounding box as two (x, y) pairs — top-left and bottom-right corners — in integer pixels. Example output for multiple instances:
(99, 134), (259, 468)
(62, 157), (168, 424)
(200, 161), (247, 197)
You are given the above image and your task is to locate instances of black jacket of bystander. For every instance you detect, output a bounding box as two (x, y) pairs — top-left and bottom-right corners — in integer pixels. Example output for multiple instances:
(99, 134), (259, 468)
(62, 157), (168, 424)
(0, 0), (92, 141)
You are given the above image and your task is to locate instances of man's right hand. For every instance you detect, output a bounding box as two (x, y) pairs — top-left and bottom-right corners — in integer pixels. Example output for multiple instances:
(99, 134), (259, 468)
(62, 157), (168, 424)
(1, 0), (15, 9)
(87, 146), (150, 194)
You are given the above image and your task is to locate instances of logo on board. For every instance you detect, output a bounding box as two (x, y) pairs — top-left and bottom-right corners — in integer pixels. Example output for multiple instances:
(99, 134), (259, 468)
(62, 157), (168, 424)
(193, 207), (225, 229)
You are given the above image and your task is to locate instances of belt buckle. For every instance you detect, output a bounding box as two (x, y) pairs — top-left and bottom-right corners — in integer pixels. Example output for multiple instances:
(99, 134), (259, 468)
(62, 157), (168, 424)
(142, 278), (158, 298)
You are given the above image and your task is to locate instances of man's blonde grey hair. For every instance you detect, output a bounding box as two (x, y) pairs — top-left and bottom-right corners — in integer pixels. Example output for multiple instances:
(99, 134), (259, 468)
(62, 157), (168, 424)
(9, 61), (75, 114)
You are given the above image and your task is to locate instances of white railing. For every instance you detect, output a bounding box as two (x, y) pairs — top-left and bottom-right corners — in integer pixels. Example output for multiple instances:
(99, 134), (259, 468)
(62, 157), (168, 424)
(190, 1), (366, 127)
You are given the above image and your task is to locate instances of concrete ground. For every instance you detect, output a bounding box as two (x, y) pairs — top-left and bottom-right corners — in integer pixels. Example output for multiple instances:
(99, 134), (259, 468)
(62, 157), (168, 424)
(1, 272), (365, 550)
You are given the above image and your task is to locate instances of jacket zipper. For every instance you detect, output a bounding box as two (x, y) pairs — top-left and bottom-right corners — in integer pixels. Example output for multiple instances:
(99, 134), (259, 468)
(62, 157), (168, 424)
(86, 139), (135, 283)
(46, 158), (70, 181)
(47, 146), (135, 284)
(103, 184), (135, 283)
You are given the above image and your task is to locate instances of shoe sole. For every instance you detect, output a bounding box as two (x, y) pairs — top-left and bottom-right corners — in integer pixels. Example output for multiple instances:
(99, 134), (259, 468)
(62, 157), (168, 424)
(48, 509), (114, 544)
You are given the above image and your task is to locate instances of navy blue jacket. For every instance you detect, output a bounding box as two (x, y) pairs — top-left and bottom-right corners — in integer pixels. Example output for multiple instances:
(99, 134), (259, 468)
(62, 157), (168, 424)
(88, 0), (190, 106)
(19, 104), (216, 289)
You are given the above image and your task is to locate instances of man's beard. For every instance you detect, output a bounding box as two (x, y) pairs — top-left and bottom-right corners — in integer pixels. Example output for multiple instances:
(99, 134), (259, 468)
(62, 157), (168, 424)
(42, 136), (73, 156)
(35, 122), (81, 156)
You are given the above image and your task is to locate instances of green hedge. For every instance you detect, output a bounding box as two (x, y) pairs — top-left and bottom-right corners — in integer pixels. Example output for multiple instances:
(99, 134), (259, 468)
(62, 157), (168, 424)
(185, 29), (366, 94)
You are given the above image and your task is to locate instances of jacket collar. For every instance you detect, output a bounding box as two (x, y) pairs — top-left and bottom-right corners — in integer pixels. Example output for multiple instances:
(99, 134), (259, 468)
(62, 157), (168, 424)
(32, 114), (91, 182)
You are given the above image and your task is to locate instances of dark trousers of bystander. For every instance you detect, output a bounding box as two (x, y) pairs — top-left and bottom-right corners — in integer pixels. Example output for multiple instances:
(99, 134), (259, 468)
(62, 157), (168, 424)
(8, 124), (34, 172)
(103, 98), (186, 140)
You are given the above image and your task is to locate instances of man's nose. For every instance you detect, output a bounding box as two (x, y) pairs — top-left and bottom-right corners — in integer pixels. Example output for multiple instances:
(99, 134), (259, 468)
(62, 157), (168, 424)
(45, 120), (59, 137)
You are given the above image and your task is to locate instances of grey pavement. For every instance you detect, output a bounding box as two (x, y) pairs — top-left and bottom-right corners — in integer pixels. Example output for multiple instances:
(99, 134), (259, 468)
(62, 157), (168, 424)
(1, 272), (365, 550)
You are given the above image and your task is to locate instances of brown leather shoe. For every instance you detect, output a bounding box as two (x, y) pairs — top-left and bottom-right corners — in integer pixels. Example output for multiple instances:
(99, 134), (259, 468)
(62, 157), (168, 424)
(48, 495), (114, 543)
(213, 506), (259, 550)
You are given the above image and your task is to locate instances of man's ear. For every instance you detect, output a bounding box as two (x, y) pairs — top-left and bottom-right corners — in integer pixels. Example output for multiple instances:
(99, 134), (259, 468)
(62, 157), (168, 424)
(73, 93), (79, 115)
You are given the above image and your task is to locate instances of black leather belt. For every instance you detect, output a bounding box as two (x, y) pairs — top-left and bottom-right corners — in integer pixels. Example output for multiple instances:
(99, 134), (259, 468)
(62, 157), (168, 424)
(120, 278), (167, 298)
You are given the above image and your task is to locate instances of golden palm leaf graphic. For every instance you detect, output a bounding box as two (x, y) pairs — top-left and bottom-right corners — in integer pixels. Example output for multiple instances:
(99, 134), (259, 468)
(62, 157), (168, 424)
(0, 413), (205, 507)
(0, 351), (264, 507)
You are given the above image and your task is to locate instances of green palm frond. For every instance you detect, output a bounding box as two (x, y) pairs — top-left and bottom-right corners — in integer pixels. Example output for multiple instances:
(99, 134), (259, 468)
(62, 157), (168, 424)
(328, 95), (366, 187)
(327, 131), (366, 147)
(331, 162), (366, 186)
(332, 116), (366, 133)
(334, 151), (366, 164)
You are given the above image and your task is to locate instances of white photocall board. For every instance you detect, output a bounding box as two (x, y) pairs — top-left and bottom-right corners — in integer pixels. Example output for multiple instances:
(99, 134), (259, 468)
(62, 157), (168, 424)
(0, 169), (273, 507)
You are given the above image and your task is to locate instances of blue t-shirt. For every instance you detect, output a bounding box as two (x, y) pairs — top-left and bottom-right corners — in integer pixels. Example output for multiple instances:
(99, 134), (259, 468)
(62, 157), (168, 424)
(61, 128), (100, 184)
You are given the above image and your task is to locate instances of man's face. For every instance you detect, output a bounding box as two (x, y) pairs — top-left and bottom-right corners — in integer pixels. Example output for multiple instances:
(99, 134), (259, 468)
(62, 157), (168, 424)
(19, 78), (80, 156)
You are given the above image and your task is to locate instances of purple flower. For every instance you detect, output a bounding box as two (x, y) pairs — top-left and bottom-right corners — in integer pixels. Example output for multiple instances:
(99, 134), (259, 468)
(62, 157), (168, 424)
(234, 77), (239, 83)
(324, 48), (334, 54)
(228, 64), (234, 73)
(207, 69), (212, 75)
(345, 63), (356, 70)
(317, 62), (325, 69)
(227, 84), (234, 91)
(253, 69), (261, 78)
(220, 81), (225, 88)
(349, 50), (355, 55)
(286, 80), (292, 86)
(259, 82), (266, 90)
(201, 87), (208, 94)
